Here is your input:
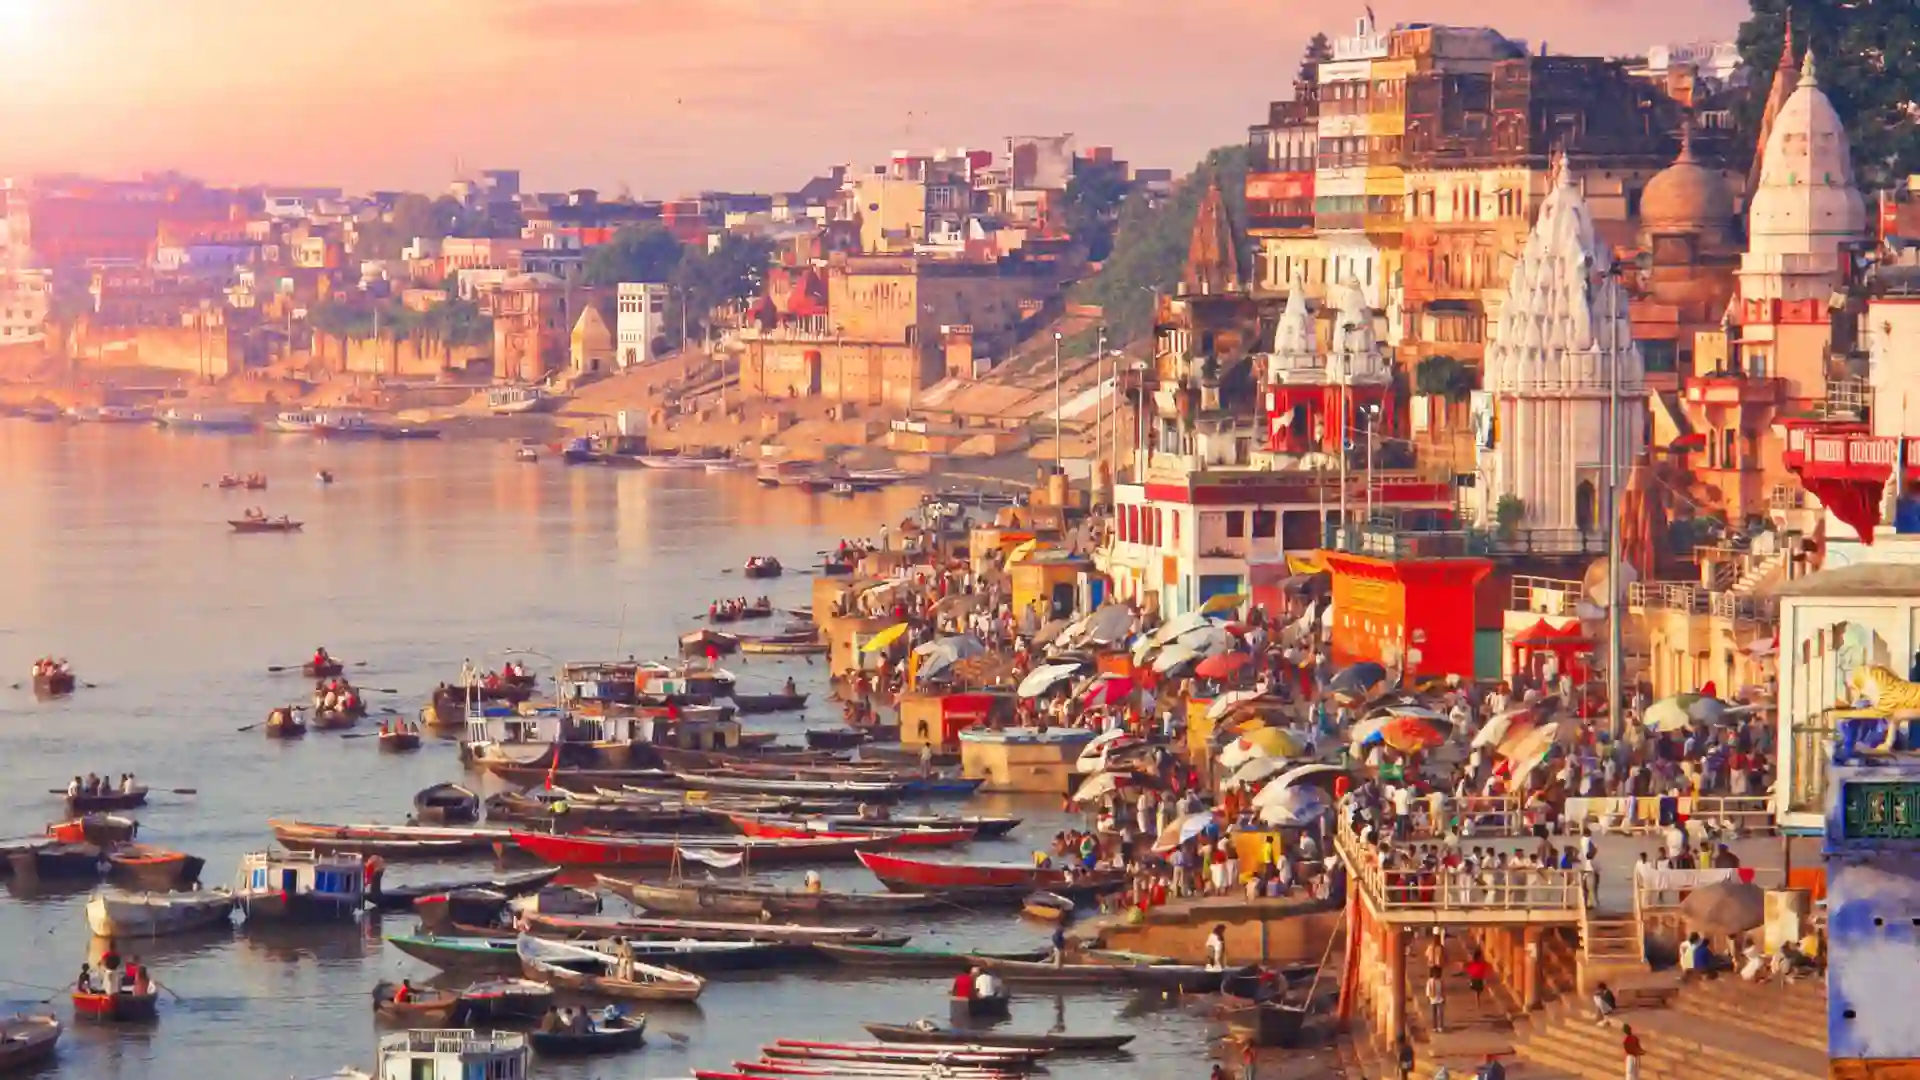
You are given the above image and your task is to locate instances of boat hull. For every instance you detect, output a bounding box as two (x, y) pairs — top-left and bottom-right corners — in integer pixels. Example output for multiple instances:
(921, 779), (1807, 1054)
(0, 1017), (60, 1069)
(378, 733), (422, 753)
(599, 876), (944, 918)
(860, 1022), (1132, 1052)
(107, 848), (204, 891)
(67, 789), (148, 814)
(508, 830), (879, 867)
(455, 979), (553, 1023)
(857, 851), (1126, 901)
(32, 672), (76, 697)
(86, 890), (234, 937)
(72, 990), (159, 1022)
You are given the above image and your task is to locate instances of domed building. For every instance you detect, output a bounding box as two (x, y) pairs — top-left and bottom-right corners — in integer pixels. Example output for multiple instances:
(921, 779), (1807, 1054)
(1633, 123), (1743, 379)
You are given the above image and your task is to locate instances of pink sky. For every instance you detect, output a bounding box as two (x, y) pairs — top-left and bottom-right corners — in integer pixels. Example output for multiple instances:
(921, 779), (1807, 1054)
(0, 0), (1748, 195)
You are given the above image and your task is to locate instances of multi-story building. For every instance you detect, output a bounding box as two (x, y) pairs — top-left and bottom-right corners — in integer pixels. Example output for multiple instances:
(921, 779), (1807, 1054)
(1315, 14), (1394, 310)
(1246, 96), (1320, 295)
(483, 272), (582, 383)
(615, 282), (669, 368)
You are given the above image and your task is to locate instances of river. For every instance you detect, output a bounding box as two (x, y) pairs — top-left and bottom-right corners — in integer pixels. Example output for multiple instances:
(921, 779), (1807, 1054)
(0, 422), (1219, 1080)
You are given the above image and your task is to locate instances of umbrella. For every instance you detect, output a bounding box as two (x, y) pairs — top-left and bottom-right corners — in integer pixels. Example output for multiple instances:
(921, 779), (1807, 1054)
(1176, 623), (1234, 656)
(1206, 689), (1265, 721)
(1152, 643), (1202, 675)
(1154, 611), (1210, 645)
(1032, 618), (1074, 648)
(1003, 538), (1040, 571)
(1080, 676), (1133, 708)
(1498, 722), (1562, 769)
(1219, 727), (1305, 768)
(861, 623), (909, 653)
(1255, 786), (1331, 828)
(1070, 771), (1119, 804)
(1352, 712), (1450, 754)
(1198, 593), (1245, 616)
(1080, 605), (1136, 646)
(1680, 877), (1765, 936)
(913, 636), (984, 682)
(1645, 693), (1722, 732)
(1252, 763), (1347, 804)
(1131, 636), (1160, 665)
(1328, 661), (1388, 701)
(1017, 662), (1083, 698)
(1195, 652), (1251, 680)
(1229, 756), (1294, 786)
(1472, 706), (1538, 749)
(1150, 811), (1217, 852)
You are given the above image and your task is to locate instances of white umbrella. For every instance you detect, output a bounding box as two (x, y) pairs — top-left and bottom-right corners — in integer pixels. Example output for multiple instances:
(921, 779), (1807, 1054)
(1017, 662), (1082, 698)
(1154, 611), (1210, 645)
(1153, 811), (1218, 852)
(1131, 636), (1159, 666)
(1070, 771), (1118, 804)
(1176, 623), (1233, 653)
(1256, 786), (1331, 828)
(1080, 605), (1136, 646)
(1207, 689), (1265, 721)
(1152, 643), (1201, 674)
(1251, 764), (1347, 807)
(1472, 706), (1536, 749)
(1229, 756), (1293, 786)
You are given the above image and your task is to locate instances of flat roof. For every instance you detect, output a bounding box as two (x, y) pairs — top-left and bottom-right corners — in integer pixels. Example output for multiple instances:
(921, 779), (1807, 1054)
(1775, 562), (1920, 598)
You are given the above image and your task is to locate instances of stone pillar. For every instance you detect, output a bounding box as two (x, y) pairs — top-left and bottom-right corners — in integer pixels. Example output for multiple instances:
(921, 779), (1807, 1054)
(1384, 925), (1407, 1044)
(1523, 927), (1545, 1011)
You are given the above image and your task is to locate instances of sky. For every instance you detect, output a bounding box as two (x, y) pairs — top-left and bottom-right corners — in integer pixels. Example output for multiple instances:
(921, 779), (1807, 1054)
(0, 0), (1750, 197)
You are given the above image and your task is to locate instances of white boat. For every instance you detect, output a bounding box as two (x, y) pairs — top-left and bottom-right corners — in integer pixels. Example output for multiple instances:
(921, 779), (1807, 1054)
(488, 386), (550, 415)
(515, 443), (539, 462)
(369, 1030), (526, 1080)
(85, 888), (235, 938)
(639, 455), (711, 470)
(704, 459), (750, 472)
(233, 849), (365, 922)
(515, 934), (706, 1001)
(274, 410), (376, 437)
(76, 405), (153, 423)
(846, 467), (907, 484)
(158, 408), (255, 432)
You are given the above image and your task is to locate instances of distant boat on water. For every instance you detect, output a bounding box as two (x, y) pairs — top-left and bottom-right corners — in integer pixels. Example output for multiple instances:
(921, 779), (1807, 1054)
(74, 405), (152, 423)
(158, 408), (255, 432)
(273, 411), (378, 438)
(488, 386), (552, 415)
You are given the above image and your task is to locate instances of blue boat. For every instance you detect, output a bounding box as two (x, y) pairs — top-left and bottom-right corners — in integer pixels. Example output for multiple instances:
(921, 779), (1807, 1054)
(900, 776), (986, 798)
(561, 437), (596, 465)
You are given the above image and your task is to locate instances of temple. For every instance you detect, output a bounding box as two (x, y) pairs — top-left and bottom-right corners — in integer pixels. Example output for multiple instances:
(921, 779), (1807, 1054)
(1472, 155), (1645, 553)
(1262, 273), (1394, 458)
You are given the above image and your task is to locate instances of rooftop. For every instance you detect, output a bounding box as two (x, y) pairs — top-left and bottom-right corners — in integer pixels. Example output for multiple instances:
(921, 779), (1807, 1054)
(1775, 562), (1920, 598)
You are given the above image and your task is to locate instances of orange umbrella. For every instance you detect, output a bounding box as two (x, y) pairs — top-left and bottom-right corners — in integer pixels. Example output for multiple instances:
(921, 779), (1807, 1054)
(1195, 652), (1250, 680)
(1372, 713), (1451, 754)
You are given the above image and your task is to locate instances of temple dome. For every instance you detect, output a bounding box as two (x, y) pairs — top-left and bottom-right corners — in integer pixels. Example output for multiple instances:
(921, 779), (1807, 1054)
(1747, 49), (1866, 256)
(1641, 128), (1733, 234)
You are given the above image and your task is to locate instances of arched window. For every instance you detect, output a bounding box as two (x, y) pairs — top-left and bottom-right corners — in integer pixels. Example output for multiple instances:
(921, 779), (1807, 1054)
(1575, 480), (1597, 534)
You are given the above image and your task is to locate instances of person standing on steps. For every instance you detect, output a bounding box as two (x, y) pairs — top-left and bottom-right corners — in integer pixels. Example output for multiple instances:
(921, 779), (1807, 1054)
(1621, 1023), (1645, 1080)
(1425, 964), (1446, 1033)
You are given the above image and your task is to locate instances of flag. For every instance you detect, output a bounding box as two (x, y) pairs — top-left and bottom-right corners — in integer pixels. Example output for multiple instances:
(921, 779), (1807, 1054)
(1364, 4), (1376, 26)
(544, 742), (561, 790)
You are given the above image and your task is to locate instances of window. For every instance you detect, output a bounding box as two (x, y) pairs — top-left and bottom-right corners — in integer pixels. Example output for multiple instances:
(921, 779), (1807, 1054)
(1226, 511), (1246, 538)
(1253, 510), (1277, 538)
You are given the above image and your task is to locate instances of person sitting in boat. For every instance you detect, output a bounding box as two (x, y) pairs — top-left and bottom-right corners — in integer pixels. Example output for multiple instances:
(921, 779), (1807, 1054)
(803, 870), (824, 895)
(66, 776), (80, 797)
(974, 969), (1001, 1002)
(536, 1008), (564, 1034)
(120, 773), (135, 794)
(783, 676), (798, 697)
(121, 957), (142, 994)
(82, 773), (100, 796)
(312, 647), (331, 668)
(950, 966), (975, 1000)
(76, 963), (97, 993)
(391, 979), (414, 1004)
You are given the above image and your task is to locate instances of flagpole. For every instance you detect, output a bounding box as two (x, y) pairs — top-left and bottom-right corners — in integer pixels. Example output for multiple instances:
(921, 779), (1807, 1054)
(1606, 258), (1624, 742)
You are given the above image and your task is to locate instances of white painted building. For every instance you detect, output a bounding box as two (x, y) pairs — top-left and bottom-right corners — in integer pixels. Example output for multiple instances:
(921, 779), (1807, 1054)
(1738, 52), (1867, 307)
(616, 282), (670, 368)
(1472, 157), (1645, 552)
(0, 212), (47, 347)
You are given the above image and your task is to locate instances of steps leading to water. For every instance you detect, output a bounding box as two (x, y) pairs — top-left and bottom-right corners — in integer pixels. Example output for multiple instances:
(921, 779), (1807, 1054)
(1514, 993), (1826, 1080)
(1670, 976), (1827, 1054)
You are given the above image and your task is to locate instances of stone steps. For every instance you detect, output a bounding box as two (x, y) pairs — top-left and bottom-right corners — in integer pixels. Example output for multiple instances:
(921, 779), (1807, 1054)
(1582, 917), (1643, 964)
(1671, 977), (1827, 1053)
(1515, 1001), (1825, 1080)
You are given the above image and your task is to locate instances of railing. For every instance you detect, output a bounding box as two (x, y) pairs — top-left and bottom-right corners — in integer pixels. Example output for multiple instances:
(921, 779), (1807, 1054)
(1709, 591), (1779, 622)
(1629, 581), (1710, 614)
(1562, 794), (1775, 837)
(385, 1029), (526, 1055)
(1335, 816), (1585, 917)
(1633, 864), (1783, 916)
(1511, 575), (1585, 616)
(1770, 485), (1809, 511)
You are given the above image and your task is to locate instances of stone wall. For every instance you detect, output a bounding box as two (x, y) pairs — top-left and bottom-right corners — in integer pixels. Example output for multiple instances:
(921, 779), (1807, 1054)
(72, 323), (233, 377)
(313, 334), (487, 378)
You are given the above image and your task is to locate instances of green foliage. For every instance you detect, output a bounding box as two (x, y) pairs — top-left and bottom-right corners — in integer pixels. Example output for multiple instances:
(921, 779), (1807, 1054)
(583, 224), (685, 287)
(1070, 144), (1252, 345)
(1414, 355), (1479, 402)
(354, 195), (471, 260)
(1299, 33), (1332, 84)
(1494, 494), (1527, 538)
(308, 295), (488, 347)
(1736, 0), (1920, 189)
(1063, 159), (1134, 263)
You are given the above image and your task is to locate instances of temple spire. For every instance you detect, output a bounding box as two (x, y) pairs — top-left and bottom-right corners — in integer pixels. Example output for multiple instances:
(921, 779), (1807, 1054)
(1182, 178), (1244, 296)
(1748, 17), (1802, 210)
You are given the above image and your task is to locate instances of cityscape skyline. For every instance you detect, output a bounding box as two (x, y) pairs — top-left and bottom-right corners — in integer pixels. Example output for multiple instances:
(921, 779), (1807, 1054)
(0, 0), (1748, 194)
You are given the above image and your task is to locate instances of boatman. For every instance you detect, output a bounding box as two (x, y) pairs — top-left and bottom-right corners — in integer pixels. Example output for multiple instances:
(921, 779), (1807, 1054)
(312, 646), (331, 669)
(973, 967), (1001, 1002)
(612, 937), (635, 982)
(950, 966), (975, 1001)
(1204, 924), (1228, 971)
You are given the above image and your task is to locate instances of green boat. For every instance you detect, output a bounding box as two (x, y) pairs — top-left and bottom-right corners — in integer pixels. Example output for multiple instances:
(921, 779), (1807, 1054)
(814, 942), (1049, 973)
(387, 933), (522, 974)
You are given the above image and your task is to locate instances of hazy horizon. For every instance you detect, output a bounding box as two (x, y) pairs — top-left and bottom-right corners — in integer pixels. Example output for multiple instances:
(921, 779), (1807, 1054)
(0, 0), (1748, 196)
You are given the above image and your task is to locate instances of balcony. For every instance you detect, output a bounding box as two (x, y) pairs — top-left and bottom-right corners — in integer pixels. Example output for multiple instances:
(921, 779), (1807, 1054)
(1511, 575), (1585, 616)
(1684, 373), (1784, 408)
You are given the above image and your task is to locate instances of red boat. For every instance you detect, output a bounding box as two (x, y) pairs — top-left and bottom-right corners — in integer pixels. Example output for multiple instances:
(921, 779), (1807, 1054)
(507, 831), (882, 867)
(858, 851), (1127, 900)
(727, 815), (976, 849)
(72, 990), (159, 1022)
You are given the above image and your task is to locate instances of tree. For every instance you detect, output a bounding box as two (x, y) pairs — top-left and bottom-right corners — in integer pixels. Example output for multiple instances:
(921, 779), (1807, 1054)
(1414, 355), (1478, 402)
(1299, 33), (1332, 85)
(354, 193), (467, 260)
(1063, 159), (1134, 263)
(670, 232), (774, 343)
(1736, 0), (1920, 189)
(1070, 144), (1252, 344)
(582, 224), (684, 287)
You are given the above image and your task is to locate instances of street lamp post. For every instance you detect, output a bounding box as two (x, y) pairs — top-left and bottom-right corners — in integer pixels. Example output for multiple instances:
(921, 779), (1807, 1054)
(1053, 331), (1063, 476)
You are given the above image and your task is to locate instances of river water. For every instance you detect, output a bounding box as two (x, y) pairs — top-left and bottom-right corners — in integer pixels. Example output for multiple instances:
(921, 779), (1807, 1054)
(0, 422), (1223, 1080)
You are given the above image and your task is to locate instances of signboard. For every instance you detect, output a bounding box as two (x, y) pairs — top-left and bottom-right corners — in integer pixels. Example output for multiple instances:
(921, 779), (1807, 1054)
(1246, 174), (1312, 202)
(1841, 781), (1920, 840)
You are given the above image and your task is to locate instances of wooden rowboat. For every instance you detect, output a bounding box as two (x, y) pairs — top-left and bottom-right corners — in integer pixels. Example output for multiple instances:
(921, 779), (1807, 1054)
(727, 815), (977, 850)
(72, 989), (159, 1022)
(229, 518), (303, 533)
(1021, 891), (1075, 922)
(264, 716), (307, 739)
(302, 660), (345, 678)
(507, 830), (882, 868)
(738, 639), (827, 656)
(0, 1015), (61, 1069)
(309, 709), (356, 731)
(858, 1022), (1133, 1053)
(527, 1012), (648, 1055)
(32, 671), (76, 697)
(371, 981), (459, 1023)
(813, 943), (1049, 973)
(378, 731), (421, 753)
(269, 820), (501, 858)
(857, 851), (1127, 901)
(596, 874), (945, 918)
(413, 783), (481, 824)
(66, 788), (148, 814)
(516, 934), (705, 1001)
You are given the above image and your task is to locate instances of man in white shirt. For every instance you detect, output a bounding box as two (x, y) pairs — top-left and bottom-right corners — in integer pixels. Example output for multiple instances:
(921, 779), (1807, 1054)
(1391, 784), (1415, 841)
(1663, 822), (1688, 863)
(974, 970), (1001, 1000)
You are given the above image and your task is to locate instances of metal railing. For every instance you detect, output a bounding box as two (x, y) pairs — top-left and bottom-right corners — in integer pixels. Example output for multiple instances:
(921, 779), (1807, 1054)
(1512, 576), (1586, 616)
(1709, 591), (1779, 622)
(1633, 864), (1783, 915)
(1562, 794), (1775, 837)
(1335, 816), (1585, 916)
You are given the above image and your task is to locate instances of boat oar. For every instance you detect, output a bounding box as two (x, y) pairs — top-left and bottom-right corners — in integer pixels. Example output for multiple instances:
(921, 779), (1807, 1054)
(339, 732), (379, 741)
(266, 661), (368, 673)
(149, 977), (183, 1003)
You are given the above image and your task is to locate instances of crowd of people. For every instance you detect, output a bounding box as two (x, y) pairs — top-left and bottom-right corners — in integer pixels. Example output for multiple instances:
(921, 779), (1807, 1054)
(66, 772), (139, 798)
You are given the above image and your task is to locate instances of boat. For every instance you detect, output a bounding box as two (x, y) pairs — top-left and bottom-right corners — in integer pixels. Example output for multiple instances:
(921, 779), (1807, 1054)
(519, 911), (905, 947)
(561, 437), (596, 465)
(453, 979), (553, 1024)
(0, 1015), (61, 1070)
(669, 772), (906, 801)
(80, 404), (154, 424)
(159, 408), (255, 432)
(71, 989), (159, 1022)
(367, 1029), (529, 1080)
(392, 932), (787, 975)
(859, 1023), (1134, 1053)
(763, 1040), (1044, 1066)
(596, 875), (945, 918)
(950, 992), (1011, 1025)
(270, 821), (503, 858)
(303, 659), (346, 678)
(728, 817), (976, 850)
(229, 517), (303, 533)
(742, 557), (783, 579)
(804, 729), (868, 751)
(1021, 891), (1074, 922)
(515, 934), (706, 1002)
(217, 475), (268, 490)
(264, 713), (307, 739)
(47, 814), (139, 847)
(527, 1011), (648, 1056)
(738, 639), (828, 656)
(413, 784), (481, 825)
(680, 628), (740, 657)
(66, 788), (148, 814)
(487, 386), (551, 415)
(310, 707), (356, 731)
(506, 830), (883, 868)
(813, 944), (1049, 973)
(32, 670), (76, 697)
(857, 851), (1126, 901)
(106, 844), (204, 890)
(233, 849), (365, 922)
(7, 842), (107, 882)
(970, 955), (1248, 993)
(378, 730), (421, 753)
(380, 427), (441, 441)
(515, 443), (539, 463)
(758, 812), (1021, 840)
(316, 469), (336, 483)
(371, 982), (460, 1024)
(84, 889), (234, 937)
(731, 692), (809, 714)
(367, 865), (559, 912)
